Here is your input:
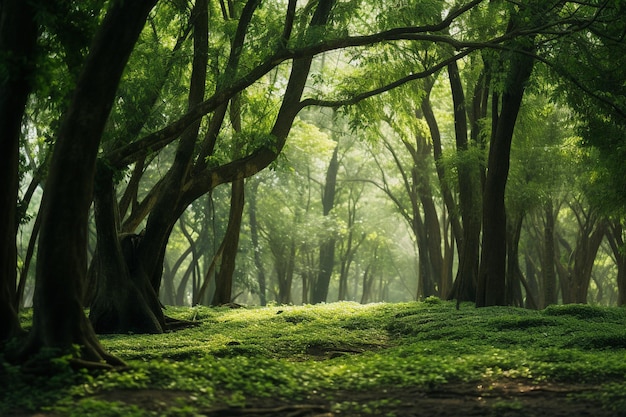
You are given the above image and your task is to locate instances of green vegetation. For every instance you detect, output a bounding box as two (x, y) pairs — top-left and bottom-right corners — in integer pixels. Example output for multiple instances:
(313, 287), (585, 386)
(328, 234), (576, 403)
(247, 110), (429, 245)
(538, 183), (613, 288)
(2, 301), (626, 416)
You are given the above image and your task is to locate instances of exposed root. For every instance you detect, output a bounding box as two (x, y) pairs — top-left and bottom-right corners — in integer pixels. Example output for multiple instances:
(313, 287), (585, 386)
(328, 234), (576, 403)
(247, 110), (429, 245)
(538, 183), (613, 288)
(202, 404), (331, 417)
(164, 315), (202, 331)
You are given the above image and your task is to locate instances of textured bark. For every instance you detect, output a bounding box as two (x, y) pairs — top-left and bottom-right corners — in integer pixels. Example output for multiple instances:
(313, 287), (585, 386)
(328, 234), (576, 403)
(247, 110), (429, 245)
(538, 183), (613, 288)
(0, 0), (37, 342)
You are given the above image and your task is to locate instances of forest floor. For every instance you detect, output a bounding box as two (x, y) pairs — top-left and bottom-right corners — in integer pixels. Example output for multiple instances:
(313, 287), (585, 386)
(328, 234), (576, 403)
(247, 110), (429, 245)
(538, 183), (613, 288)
(83, 379), (618, 417)
(7, 376), (617, 416)
(3, 301), (626, 416)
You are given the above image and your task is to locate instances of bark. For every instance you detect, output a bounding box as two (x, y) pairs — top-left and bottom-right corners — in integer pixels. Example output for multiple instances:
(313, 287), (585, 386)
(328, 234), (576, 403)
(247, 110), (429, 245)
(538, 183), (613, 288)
(312, 145), (339, 303)
(21, 0), (156, 367)
(212, 178), (245, 305)
(476, 40), (535, 307)
(0, 0), (38, 342)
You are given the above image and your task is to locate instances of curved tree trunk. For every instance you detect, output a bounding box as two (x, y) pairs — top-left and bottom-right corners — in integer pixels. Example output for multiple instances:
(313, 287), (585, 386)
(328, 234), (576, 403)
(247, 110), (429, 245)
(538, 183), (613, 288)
(20, 0), (156, 367)
(135, 0), (336, 311)
(212, 178), (245, 305)
(0, 0), (38, 342)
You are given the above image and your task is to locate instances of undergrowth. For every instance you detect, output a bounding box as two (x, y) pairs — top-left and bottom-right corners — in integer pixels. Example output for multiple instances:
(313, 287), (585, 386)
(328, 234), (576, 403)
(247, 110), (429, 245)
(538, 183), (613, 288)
(2, 301), (626, 415)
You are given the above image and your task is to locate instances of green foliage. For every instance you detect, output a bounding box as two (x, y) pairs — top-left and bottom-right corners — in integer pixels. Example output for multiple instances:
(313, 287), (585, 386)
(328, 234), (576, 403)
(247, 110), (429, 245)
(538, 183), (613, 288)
(3, 302), (626, 415)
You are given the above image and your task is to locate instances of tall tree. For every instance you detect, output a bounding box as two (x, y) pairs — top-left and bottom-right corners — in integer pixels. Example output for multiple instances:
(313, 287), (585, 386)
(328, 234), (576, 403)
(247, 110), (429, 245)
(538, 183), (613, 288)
(0, 0), (38, 342)
(476, 5), (538, 307)
(19, 0), (157, 367)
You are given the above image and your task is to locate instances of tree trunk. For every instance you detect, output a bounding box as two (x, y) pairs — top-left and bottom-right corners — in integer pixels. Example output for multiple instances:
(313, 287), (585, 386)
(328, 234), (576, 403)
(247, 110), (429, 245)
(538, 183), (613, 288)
(606, 220), (626, 306)
(248, 179), (267, 305)
(542, 200), (558, 307)
(0, 0), (38, 342)
(212, 178), (245, 305)
(505, 213), (525, 307)
(312, 145), (339, 303)
(446, 61), (482, 303)
(568, 219), (606, 304)
(89, 166), (165, 334)
(20, 0), (156, 367)
(277, 241), (296, 304)
(132, 0), (336, 312)
(476, 41), (535, 307)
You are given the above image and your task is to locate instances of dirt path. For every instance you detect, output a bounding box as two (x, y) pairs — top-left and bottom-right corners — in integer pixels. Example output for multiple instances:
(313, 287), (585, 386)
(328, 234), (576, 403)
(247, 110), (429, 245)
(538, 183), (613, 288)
(89, 381), (624, 416)
(5, 380), (620, 416)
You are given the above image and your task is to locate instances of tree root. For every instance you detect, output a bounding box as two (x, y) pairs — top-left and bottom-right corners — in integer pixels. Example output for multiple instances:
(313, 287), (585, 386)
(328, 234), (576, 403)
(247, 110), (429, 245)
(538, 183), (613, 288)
(164, 315), (202, 331)
(202, 404), (331, 417)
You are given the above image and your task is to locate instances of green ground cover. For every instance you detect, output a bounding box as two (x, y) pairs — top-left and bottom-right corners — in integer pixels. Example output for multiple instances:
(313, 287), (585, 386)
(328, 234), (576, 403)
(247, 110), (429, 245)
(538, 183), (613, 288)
(2, 300), (626, 416)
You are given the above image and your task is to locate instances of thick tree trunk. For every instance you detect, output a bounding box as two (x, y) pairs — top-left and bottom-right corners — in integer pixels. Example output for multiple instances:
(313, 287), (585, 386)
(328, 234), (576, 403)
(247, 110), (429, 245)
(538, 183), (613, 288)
(212, 178), (245, 305)
(476, 46), (535, 307)
(89, 166), (165, 334)
(312, 145), (339, 303)
(0, 0), (37, 342)
(21, 0), (156, 367)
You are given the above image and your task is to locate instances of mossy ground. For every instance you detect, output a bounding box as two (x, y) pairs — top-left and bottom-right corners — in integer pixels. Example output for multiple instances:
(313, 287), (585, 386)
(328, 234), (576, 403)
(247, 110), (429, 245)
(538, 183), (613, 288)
(2, 300), (626, 416)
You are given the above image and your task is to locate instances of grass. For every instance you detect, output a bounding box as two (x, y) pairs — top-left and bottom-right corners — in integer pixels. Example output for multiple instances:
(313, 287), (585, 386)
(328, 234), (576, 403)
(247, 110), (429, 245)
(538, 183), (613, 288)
(2, 300), (626, 416)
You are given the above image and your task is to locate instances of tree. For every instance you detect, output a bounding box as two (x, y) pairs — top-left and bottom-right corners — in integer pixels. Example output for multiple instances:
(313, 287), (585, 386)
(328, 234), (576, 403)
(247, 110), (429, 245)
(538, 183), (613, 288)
(311, 144), (339, 303)
(0, 0), (38, 342)
(476, 3), (539, 307)
(18, 0), (157, 367)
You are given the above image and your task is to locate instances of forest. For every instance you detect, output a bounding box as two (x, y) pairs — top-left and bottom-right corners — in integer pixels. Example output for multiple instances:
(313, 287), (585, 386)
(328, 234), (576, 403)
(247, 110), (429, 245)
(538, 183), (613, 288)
(2, 0), (626, 403)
